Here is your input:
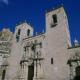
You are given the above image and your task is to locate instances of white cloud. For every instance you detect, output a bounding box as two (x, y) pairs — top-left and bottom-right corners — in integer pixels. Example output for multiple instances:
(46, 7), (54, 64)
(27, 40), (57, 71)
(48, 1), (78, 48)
(0, 0), (9, 5)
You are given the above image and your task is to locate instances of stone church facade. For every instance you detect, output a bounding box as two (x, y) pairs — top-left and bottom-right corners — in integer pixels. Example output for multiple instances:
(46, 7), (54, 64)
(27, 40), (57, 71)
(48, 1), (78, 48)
(0, 6), (80, 80)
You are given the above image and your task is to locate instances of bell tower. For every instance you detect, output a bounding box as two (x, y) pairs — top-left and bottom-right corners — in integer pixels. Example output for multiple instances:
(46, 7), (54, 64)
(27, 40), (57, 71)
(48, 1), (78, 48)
(43, 6), (72, 80)
(6, 22), (34, 80)
(14, 22), (33, 42)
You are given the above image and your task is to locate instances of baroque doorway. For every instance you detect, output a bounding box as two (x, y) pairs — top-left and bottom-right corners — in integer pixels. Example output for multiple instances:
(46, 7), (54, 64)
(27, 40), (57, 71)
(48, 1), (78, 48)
(28, 63), (34, 80)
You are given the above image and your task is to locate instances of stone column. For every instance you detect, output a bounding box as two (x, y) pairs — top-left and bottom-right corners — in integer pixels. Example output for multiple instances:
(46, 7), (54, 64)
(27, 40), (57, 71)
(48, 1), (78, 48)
(33, 42), (44, 80)
(33, 60), (44, 80)
(24, 62), (28, 80)
(20, 61), (28, 80)
(20, 46), (29, 80)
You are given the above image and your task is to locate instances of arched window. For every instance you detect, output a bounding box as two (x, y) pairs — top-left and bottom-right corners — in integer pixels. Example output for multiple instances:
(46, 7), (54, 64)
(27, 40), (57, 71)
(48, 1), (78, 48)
(18, 29), (21, 35)
(27, 29), (30, 36)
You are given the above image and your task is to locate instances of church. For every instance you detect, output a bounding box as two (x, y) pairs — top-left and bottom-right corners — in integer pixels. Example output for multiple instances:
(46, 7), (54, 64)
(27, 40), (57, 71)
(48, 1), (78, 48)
(0, 6), (80, 80)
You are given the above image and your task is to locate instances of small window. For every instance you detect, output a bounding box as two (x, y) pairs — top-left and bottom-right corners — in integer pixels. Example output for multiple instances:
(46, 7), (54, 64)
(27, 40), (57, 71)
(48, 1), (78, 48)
(51, 14), (57, 28)
(52, 14), (57, 23)
(51, 58), (53, 64)
(18, 29), (21, 35)
(27, 29), (30, 36)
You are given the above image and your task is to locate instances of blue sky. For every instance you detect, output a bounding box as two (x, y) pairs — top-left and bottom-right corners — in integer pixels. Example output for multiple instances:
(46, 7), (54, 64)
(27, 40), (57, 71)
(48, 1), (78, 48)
(0, 0), (80, 43)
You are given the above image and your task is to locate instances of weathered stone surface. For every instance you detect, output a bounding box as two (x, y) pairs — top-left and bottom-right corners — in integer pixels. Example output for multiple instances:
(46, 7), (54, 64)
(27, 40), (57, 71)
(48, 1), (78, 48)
(0, 6), (80, 80)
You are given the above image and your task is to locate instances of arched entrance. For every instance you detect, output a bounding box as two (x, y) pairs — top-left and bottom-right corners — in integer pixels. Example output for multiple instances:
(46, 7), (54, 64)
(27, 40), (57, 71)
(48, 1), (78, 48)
(2, 69), (6, 80)
(28, 63), (34, 80)
(74, 66), (80, 80)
